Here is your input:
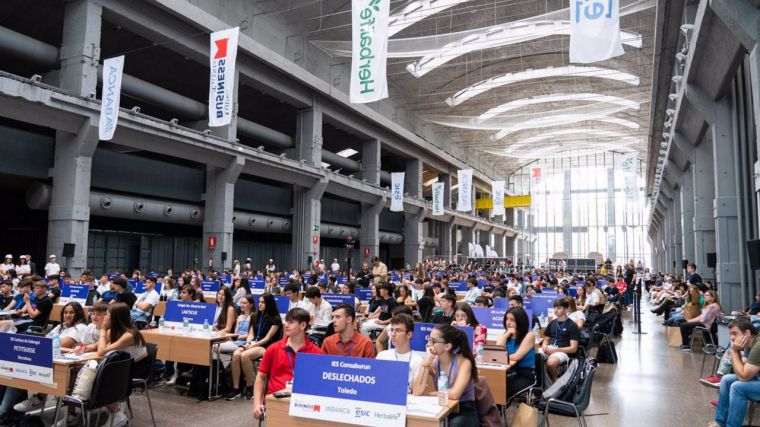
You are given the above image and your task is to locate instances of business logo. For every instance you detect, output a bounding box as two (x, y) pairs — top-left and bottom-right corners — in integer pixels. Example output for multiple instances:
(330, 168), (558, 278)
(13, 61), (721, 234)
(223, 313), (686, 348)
(208, 27), (239, 127)
(294, 402), (320, 412)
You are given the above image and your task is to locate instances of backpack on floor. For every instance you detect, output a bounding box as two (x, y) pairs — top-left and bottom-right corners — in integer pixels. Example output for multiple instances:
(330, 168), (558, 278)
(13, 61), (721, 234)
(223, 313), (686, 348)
(596, 338), (618, 364)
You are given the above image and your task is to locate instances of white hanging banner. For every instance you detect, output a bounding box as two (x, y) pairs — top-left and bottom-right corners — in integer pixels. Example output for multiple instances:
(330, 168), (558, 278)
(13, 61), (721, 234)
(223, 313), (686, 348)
(98, 55), (125, 141)
(457, 169), (473, 212)
(617, 153), (639, 202)
(390, 172), (405, 212)
(492, 180), (505, 216)
(570, 0), (624, 64)
(350, 0), (390, 103)
(432, 182), (445, 216)
(209, 27), (239, 127)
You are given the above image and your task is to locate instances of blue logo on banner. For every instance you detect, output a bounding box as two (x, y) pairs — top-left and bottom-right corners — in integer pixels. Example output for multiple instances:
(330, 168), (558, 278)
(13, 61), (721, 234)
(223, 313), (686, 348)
(448, 281), (468, 292)
(338, 276), (348, 285)
(522, 295), (560, 316)
(250, 280), (266, 290)
(322, 294), (355, 307)
(574, 0), (613, 23)
(303, 274), (311, 282)
(61, 284), (89, 301)
(0, 333), (53, 368)
(404, 323), (474, 352)
(356, 288), (372, 301)
(253, 294), (291, 314)
(472, 307), (509, 331)
(163, 301), (216, 325)
(201, 281), (221, 293)
(224, 274), (232, 284)
(278, 278), (289, 286)
(292, 354), (408, 405)
(493, 298), (509, 309)
(133, 281), (162, 295)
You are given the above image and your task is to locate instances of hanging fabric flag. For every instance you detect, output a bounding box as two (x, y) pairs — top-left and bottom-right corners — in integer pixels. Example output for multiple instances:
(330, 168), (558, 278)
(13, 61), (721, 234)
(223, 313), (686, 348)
(492, 180), (505, 216)
(350, 0), (390, 103)
(457, 169), (473, 212)
(432, 182), (445, 216)
(570, 0), (624, 63)
(209, 27), (239, 127)
(390, 172), (405, 211)
(98, 55), (125, 141)
(616, 153), (639, 202)
(531, 167), (542, 186)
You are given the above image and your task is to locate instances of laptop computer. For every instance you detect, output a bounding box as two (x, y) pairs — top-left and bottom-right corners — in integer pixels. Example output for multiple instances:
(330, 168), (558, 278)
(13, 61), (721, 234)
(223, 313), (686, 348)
(482, 344), (509, 365)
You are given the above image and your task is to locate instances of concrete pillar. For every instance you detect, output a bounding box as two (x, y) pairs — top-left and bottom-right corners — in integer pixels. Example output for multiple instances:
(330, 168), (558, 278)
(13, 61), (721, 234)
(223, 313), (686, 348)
(712, 97), (742, 311)
(606, 168), (616, 262)
(404, 210), (426, 267)
(493, 232), (506, 257)
(59, 0), (101, 96)
(405, 158), (423, 198)
(460, 225), (474, 257)
(292, 179), (328, 270)
(505, 208), (515, 227)
(562, 169), (572, 255)
(360, 201), (383, 262)
(296, 98), (323, 168)
(749, 47), (760, 235)
(662, 202), (671, 274)
(437, 219), (455, 261)
(202, 157), (244, 271)
(361, 139), (381, 185)
(505, 234), (516, 258)
(693, 137), (716, 282)
(680, 167), (696, 265)
(440, 174), (452, 209)
(672, 186), (683, 274)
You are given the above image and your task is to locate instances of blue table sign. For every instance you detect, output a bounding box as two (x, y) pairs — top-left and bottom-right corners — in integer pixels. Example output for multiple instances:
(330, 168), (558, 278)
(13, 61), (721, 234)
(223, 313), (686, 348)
(472, 307), (509, 331)
(61, 284), (89, 305)
(356, 288), (373, 302)
(253, 294), (291, 314)
(322, 293), (356, 307)
(201, 281), (221, 298)
(493, 297), (509, 308)
(163, 301), (216, 327)
(0, 333), (54, 384)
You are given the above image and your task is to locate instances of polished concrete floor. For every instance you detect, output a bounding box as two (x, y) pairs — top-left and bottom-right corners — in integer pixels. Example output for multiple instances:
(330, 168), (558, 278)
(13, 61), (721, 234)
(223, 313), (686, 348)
(124, 301), (719, 427)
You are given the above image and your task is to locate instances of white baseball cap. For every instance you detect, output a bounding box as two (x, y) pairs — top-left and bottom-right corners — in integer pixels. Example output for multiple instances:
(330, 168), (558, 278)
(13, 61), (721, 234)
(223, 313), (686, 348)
(49, 254), (56, 258)
(4, 254), (11, 259)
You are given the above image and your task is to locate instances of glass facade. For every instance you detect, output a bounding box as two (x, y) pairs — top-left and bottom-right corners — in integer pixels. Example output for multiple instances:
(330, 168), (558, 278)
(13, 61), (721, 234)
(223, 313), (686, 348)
(508, 152), (652, 268)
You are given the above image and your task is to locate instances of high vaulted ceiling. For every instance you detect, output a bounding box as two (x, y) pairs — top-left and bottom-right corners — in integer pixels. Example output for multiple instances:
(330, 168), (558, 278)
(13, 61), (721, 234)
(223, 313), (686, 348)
(269, 0), (656, 176)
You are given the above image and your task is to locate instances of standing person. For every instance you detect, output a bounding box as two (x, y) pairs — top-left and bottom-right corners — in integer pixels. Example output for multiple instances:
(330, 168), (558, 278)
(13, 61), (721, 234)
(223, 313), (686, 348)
(130, 276), (159, 322)
(322, 304), (374, 358)
(0, 255), (14, 275)
(372, 256), (388, 285)
(496, 307), (536, 399)
(624, 263), (635, 309)
(233, 260), (241, 278)
(541, 298), (581, 381)
(252, 308), (322, 420)
(417, 285), (435, 323)
(265, 259), (276, 275)
(412, 325), (479, 426)
(15, 256), (30, 276)
(331, 258), (340, 273)
(376, 313), (423, 392)
(25, 255), (36, 275)
(686, 263), (703, 285)
(451, 302), (487, 348)
(44, 255), (60, 277)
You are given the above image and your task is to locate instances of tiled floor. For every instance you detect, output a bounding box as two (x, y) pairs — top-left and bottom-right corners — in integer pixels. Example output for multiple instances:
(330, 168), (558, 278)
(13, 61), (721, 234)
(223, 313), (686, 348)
(125, 301), (719, 427)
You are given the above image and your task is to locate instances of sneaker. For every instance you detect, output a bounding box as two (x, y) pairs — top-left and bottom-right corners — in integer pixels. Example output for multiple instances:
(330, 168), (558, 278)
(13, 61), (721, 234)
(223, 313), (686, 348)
(677, 344), (691, 350)
(245, 386), (254, 400)
(165, 373), (179, 385)
(111, 410), (128, 427)
(225, 388), (242, 401)
(707, 422), (722, 427)
(710, 399), (718, 408)
(53, 413), (80, 427)
(700, 375), (721, 388)
(13, 394), (44, 413)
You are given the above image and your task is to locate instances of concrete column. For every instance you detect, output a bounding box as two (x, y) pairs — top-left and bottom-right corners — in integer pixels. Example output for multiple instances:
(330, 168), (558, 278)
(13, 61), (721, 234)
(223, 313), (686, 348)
(662, 203), (671, 273)
(505, 208), (515, 227)
(405, 158), (423, 198)
(292, 179), (328, 270)
(404, 210), (426, 267)
(478, 229), (489, 256)
(680, 167), (696, 265)
(606, 168), (616, 262)
(712, 97), (742, 311)
(493, 232), (506, 257)
(361, 139), (381, 185)
(672, 186), (683, 274)
(59, 0), (101, 95)
(749, 46), (760, 235)
(440, 174), (452, 209)
(202, 157), (244, 271)
(296, 98), (323, 168)
(460, 225), (474, 257)
(693, 137), (716, 282)
(437, 219), (455, 261)
(562, 169), (572, 255)
(505, 234), (516, 258)
(360, 201), (383, 262)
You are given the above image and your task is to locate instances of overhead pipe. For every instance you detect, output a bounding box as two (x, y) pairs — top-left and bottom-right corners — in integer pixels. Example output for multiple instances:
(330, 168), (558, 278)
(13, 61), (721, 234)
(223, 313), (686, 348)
(26, 183), (403, 243)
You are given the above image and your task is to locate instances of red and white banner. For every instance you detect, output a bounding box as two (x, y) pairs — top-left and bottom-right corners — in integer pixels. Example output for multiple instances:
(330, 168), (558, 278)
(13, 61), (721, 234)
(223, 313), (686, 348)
(209, 27), (239, 127)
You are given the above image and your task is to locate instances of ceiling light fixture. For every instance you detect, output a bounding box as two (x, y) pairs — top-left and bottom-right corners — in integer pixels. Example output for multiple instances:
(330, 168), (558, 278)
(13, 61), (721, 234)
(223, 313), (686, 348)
(423, 177), (439, 186)
(446, 66), (640, 107)
(336, 148), (359, 158)
(477, 93), (640, 122)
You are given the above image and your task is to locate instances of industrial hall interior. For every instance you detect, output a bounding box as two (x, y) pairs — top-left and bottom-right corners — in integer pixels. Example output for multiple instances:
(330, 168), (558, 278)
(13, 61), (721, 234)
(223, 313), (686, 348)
(1, 1), (760, 427)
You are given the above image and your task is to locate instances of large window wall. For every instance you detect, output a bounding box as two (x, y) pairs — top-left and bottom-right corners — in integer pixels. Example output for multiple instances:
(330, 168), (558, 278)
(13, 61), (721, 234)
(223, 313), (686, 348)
(509, 152), (652, 268)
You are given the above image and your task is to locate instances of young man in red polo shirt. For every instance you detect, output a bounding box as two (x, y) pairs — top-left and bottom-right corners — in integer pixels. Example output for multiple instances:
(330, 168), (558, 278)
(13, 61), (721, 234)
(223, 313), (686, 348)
(321, 304), (375, 358)
(252, 307), (321, 420)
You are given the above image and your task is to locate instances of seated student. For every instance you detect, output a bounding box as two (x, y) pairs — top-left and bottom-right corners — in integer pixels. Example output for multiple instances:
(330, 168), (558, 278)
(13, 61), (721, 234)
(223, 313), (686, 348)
(451, 302), (487, 348)
(496, 307), (536, 399)
(78, 302), (108, 353)
(96, 274), (111, 296)
(376, 313), (423, 392)
(97, 302), (147, 427)
(463, 278), (482, 305)
(3, 278), (33, 311)
(473, 296), (490, 308)
(360, 283), (397, 335)
(304, 287), (333, 328)
(582, 282), (602, 312)
(679, 290), (721, 350)
(227, 294), (283, 400)
(416, 285), (435, 323)
(252, 308), (322, 420)
(0, 279), (52, 333)
(109, 278), (136, 308)
(47, 275), (62, 303)
(710, 319), (760, 427)
(412, 325), (479, 427)
(508, 295), (541, 327)
(178, 284), (197, 302)
(130, 276), (159, 322)
(748, 293), (760, 316)
(0, 280), (12, 309)
(374, 305), (414, 354)
(214, 287), (237, 333)
(284, 283), (308, 311)
(219, 295), (255, 380)
(542, 298), (581, 382)
(566, 296), (586, 329)
(322, 304), (374, 358)
(340, 281), (361, 309)
(431, 293), (457, 325)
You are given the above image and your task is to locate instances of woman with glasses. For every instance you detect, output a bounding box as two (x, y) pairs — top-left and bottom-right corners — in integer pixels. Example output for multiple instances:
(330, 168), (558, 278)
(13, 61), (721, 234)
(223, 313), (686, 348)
(451, 302), (487, 348)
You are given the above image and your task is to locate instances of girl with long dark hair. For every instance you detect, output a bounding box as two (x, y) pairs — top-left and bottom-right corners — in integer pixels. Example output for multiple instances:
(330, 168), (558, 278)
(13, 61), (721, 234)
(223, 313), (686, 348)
(214, 287), (236, 333)
(496, 306), (536, 398)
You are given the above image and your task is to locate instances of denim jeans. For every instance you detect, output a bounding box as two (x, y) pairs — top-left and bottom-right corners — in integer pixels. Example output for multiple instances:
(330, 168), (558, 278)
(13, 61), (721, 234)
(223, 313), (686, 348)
(130, 309), (149, 323)
(0, 387), (22, 417)
(715, 374), (760, 427)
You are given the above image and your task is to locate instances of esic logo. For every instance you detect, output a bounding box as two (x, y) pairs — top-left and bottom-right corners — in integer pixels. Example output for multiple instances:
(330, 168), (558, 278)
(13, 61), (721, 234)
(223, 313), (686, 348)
(354, 408), (370, 418)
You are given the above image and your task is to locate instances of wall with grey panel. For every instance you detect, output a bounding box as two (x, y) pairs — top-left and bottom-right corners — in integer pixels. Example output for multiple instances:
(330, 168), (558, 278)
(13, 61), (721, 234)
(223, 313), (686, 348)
(0, 122), (54, 178)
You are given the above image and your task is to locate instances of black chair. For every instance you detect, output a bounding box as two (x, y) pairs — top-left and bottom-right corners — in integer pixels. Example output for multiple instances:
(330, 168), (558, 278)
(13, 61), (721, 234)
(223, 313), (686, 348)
(127, 343), (158, 427)
(53, 351), (133, 427)
(541, 364), (597, 427)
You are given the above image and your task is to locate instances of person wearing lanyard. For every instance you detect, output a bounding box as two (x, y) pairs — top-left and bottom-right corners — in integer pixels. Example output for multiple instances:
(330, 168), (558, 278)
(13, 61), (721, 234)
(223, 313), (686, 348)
(541, 298), (581, 381)
(284, 284), (308, 311)
(376, 313), (423, 392)
(253, 308), (321, 421)
(321, 304), (375, 358)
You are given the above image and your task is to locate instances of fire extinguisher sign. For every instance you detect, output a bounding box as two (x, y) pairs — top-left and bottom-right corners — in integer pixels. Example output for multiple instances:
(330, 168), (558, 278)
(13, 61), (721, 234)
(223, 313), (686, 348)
(208, 236), (217, 251)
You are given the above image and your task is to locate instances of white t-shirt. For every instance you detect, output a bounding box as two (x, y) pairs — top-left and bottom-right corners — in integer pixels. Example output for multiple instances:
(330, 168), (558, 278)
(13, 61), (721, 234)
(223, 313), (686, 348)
(287, 298), (309, 311)
(568, 310), (586, 327)
(306, 299), (333, 328)
(80, 323), (101, 345)
(96, 282), (111, 296)
(1, 263), (15, 274)
(47, 323), (86, 343)
(133, 289), (159, 313)
(44, 262), (61, 277)
(464, 286), (482, 304)
(16, 264), (30, 276)
(331, 262), (340, 272)
(376, 349), (424, 392)
(586, 289), (601, 306)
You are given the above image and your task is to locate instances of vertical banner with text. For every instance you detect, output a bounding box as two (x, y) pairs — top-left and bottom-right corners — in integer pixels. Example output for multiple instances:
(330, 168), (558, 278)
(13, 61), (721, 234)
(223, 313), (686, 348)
(390, 172), (405, 212)
(492, 180), (505, 216)
(431, 182), (445, 215)
(98, 55), (124, 141)
(457, 169), (473, 212)
(570, 0), (624, 63)
(209, 27), (239, 127)
(350, 0), (390, 103)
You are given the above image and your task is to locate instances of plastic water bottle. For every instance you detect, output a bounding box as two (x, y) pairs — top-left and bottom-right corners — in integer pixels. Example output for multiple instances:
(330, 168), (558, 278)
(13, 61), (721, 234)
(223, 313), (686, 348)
(203, 319), (210, 335)
(182, 317), (190, 334)
(534, 323), (541, 343)
(437, 371), (448, 406)
(52, 334), (61, 359)
(149, 319), (157, 330)
(158, 317), (165, 332)
(476, 342), (484, 364)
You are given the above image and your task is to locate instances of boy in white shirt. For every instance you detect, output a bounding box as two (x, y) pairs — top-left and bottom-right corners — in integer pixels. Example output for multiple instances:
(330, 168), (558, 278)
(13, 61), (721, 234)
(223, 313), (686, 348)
(44, 255), (60, 277)
(130, 276), (160, 322)
(376, 313), (423, 393)
(463, 278), (482, 304)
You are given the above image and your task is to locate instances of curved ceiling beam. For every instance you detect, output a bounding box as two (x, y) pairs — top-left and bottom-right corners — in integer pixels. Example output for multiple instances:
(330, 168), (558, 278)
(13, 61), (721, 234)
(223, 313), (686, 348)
(388, 0), (474, 37)
(502, 128), (641, 149)
(445, 65), (640, 107)
(478, 93), (640, 122)
(492, 115), (641, 140)
(486, 141), (637, 159)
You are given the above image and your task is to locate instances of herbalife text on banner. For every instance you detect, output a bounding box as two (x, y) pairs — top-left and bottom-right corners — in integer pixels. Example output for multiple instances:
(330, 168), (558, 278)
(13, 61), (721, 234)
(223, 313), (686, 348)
(457, 169), (473, 212)
(98, 55), (124, 141)
(208, 27), (239, 127)
(492, 180), (505, 216)
(350, 0), (390, 104)
(569, 0), (624, 63)
(431, 182), (445, 215)
(390, 172), (405, 212)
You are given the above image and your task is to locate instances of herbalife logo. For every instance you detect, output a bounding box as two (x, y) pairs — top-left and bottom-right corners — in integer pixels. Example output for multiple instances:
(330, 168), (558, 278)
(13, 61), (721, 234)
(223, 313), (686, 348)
(356, 0), (383, 95)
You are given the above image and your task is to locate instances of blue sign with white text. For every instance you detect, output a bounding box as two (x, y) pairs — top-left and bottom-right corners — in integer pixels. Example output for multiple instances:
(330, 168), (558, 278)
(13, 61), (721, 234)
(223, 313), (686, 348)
(163, 301), (216, 325)
(250, 280), (266, 290)
(356, 288), (373, 301)
(405, 323), (474, 352)
(201, 280), (220, 297)
(322, 293), (355, 307)
(449, 280), (468, 292)
(472, 307), (509, 331)
(253, 294), (291, 314)
(0, 333), (52, 368)
(61, 284), (89, 302)
(133, 281), (163, 295)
